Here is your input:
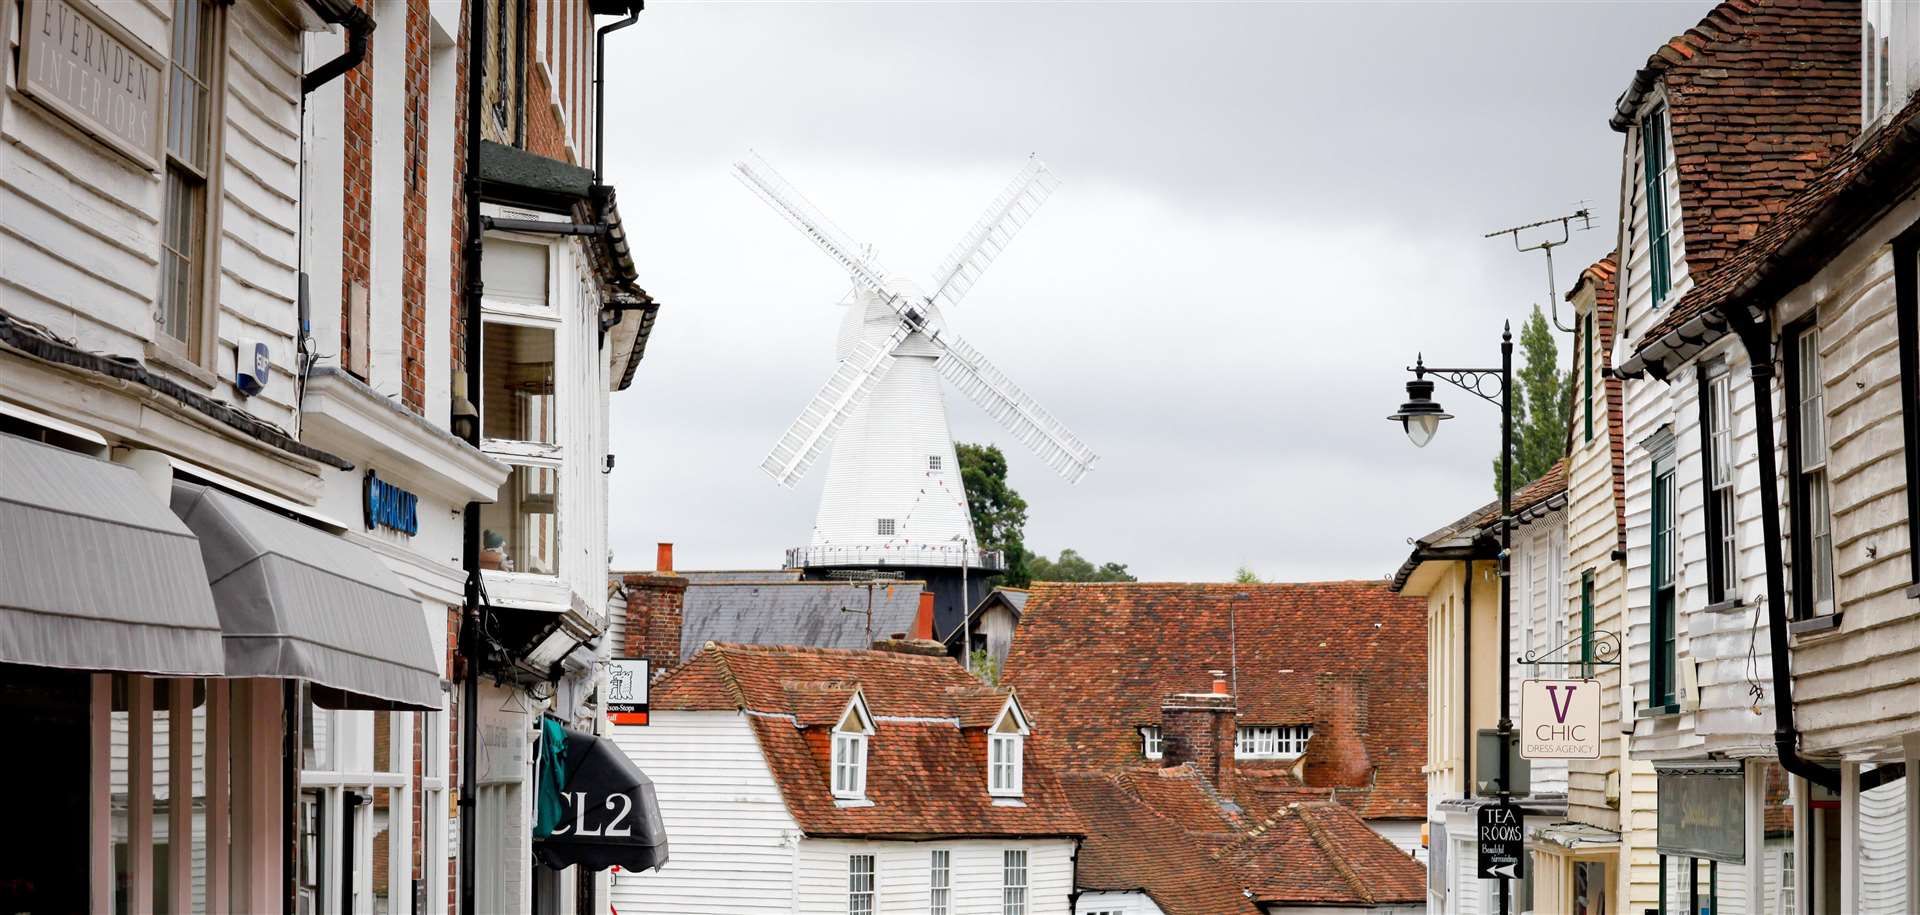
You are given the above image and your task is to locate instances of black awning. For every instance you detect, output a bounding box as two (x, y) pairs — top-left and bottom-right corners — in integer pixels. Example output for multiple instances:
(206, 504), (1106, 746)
(533, 725), (669, 874)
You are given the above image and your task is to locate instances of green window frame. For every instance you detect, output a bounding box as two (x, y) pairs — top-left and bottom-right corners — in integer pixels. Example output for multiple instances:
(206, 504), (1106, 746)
(1642, 105), (1673, 304)
(1650, 463), (1678, 709)
(1580, 570), (1595, 679)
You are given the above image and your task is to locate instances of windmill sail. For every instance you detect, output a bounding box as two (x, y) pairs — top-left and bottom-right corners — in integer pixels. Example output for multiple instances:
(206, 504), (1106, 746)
(929, 331), (1098, 483)
(927, 158), (1060, 312)
(733, 154), (902, 309)
(760, 324), (913, 488)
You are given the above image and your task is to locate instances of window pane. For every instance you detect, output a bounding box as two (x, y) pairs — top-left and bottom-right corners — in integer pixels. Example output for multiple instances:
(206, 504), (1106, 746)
(480, 464), (560, 576)
(1810, 472), (1833, 606)
(189, 685), (209, 913)
(482, 239), (550, 307)
(153, 684), (171, 915)
(482, 323), (557, 444)
(1799, 332), (1826, 464)
(160, 170), (204, 345)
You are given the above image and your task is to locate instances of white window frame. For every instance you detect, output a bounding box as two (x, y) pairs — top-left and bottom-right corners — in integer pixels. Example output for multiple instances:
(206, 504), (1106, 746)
(1863, 0), (1897, 126)
(1705, 368), (1739, 600)
(478, 238), (570, 586)
(1795, 328), (1836, 616)
(151, 0), (228, 376)
(930, 848), (951, 915)
(848, 853), (876, 915)
(833, 694), (873, 801)
(1140, 725), (1163, 760)
(990, 698), (1028, 797)
(1236, 724), (1311, 759)
(1002, 848), (1029, 915)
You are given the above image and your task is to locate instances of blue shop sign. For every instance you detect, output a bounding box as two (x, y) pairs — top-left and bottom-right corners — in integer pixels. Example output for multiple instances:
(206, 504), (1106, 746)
(363, 469), (419, 536)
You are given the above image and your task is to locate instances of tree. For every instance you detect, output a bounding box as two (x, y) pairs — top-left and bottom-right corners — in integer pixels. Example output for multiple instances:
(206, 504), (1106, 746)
(1494, 304), (1573, 492)
(956, 442), (1031, 586)
(1233, 566), (1261, 584)
(1028, 548), (1137, 583)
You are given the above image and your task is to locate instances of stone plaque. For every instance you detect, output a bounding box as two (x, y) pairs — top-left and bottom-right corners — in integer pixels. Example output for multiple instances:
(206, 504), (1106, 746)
(19, 0), (167, 169)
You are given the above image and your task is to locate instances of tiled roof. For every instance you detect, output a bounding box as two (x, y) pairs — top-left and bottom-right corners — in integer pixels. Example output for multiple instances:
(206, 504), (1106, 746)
(1609, 0), (1860, 285)
(1002, 582), (1427, 820)
(1392, 458), (1569, 591)
(1060, 767), (1425, 914)
(653, 643), (1082, 839)
(1216, 802), (1427, 907)
(1626, 93), (1920, 376)
(677, 579), (926, 661)
(940, 586), (1031, 646)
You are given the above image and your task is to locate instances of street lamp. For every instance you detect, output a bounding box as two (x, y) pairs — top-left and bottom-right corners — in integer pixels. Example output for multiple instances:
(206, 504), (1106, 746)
(1389, 324), (1516, 915)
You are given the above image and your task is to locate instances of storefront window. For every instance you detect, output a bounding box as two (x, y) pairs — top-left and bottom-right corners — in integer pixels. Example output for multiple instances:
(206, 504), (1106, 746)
(1759, 762), (1796, 915)
(98, 676), (228, 915)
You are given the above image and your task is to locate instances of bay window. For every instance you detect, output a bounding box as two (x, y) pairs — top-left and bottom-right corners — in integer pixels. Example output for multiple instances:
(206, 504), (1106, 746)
(480, 236), (566, 582)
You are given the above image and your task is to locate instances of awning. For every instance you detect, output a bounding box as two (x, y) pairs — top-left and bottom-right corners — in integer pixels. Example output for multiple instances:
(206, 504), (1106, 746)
(533, 724), (669, 873)
(170, 481), (441, 710)
(0, 433), (225, 675)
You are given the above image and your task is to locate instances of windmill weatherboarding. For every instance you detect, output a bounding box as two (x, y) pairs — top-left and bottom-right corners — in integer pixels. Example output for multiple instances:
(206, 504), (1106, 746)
(734, 153), (1097, 638)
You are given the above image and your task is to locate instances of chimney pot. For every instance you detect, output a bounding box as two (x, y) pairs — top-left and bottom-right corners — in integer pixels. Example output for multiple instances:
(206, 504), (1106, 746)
(911, 590), (936, 641)
(656, 542), (674, 573)
(1211, 669), (1229, 695)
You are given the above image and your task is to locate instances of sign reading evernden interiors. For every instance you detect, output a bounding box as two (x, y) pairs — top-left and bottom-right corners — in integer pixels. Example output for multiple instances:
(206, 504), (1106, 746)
(19, 0), (166, 170)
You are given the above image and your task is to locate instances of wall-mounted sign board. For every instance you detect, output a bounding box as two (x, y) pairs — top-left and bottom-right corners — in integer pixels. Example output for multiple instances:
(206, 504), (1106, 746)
(608, 658), (649, 726)
(19, 0), (167, 170)
(1520, 678), (1601, 759)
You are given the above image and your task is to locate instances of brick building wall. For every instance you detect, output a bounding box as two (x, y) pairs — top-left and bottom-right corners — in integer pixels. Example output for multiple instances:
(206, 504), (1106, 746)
(341, 0), (373, 372)
(1160, 692), (1237, 797)
(621, 573), (688, 675)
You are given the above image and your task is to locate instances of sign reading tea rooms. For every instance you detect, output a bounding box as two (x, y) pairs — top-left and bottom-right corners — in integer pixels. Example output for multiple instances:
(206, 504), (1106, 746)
(20, 0), (166, 170)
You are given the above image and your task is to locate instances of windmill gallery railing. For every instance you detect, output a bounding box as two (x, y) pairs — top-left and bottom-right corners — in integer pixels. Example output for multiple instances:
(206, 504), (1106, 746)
(786, 543), (1006, 572)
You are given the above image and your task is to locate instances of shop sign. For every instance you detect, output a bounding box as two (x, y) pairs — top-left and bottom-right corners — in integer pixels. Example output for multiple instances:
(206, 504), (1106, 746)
(1657, 765), (1745, 863)
(1476, 801), (1524, 880)
(19, 0), (165, 170)
(1520, 678), (1601, 759)
(608, 658), (649, 726)
(363, 469), (419, 536)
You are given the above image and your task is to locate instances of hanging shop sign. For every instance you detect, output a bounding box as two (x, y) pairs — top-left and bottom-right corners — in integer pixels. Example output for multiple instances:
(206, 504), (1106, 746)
(608, 658), (650, 726)
(1476, 801), (1524, 880)
(533, 723), (669, 873)
(18, 0), (166, 170)
(1656, 764), (1745, 863)
(363, 469), (419, 536)
(1520, 678), (1601, 759)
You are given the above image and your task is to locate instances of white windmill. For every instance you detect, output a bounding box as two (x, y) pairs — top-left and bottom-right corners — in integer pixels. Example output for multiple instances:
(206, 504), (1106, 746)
(735, 153), (1097, 634)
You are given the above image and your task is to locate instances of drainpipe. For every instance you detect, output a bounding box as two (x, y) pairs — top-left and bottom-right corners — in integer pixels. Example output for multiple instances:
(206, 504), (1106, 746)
(458, 0), (486, 909)
(594, 4), (643, 186)
(1462, 559), (1473, 800)
(301, 0), (374, 96)
(1728, 319), (1840, 792)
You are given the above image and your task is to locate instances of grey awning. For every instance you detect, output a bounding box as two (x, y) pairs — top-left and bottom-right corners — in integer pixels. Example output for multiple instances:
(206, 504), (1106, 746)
(0, 433), (225, 675)
(170, 482), (441, 710)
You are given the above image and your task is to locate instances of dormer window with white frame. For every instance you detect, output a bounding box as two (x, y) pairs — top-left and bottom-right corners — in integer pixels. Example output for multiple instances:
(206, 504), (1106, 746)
(1237, 724), (1311, 759)
(989, 697), (1029, 797)
(832, 694), (874, 801)
(1140, 725), (1163, 760)
(1862, 0), (1915, 127)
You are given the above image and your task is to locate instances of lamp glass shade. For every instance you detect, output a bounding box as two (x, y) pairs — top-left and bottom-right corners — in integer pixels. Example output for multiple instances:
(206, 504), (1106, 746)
(1404, 414), (1440, 448)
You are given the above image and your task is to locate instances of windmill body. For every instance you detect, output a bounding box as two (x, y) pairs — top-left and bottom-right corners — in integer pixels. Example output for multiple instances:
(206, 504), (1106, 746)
(735, 154), (1096, 639)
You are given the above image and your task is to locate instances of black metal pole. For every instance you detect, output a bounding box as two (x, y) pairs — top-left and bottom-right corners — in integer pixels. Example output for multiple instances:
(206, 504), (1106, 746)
(458, 0), (485, 910)
(1497, 321), (1514, 915)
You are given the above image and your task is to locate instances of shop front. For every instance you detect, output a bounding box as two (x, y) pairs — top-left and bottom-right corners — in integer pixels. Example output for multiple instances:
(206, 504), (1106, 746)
(1651, 760), (1798, 915)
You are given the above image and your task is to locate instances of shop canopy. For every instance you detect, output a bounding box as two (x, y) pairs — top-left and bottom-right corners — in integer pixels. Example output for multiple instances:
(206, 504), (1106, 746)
(533, 723), (669, 874)
(0, 433), (225, 675)
(170, 481), (442, 710)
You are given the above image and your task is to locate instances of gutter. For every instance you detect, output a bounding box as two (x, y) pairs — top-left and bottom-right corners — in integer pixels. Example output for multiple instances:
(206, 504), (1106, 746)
(594, 5), (643, 187)
(301, 0), (374, 96)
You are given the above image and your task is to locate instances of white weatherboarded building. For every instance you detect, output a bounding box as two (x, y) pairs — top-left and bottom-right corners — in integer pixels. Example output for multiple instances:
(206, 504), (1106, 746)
(610, 642), (1082, 914)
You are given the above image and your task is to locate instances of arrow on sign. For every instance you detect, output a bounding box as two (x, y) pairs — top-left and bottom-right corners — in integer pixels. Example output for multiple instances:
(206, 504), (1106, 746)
(1488, 862), (1521, 880)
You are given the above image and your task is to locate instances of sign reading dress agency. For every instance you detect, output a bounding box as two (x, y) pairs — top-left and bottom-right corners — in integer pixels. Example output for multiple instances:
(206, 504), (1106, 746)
(1520, 678), (1601, 759)
(1477, 802), (1524, 880)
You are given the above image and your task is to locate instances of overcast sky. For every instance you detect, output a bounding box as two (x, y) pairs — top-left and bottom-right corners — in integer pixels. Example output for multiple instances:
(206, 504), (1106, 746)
(601, 1), (1711, 582)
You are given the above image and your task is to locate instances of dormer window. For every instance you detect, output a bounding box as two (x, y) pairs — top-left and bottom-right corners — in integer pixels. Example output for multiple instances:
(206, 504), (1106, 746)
(833, 695), (874, 800)
(1640, 103), (1674, 305)
(1140, 725), (1163, 760)
(1237, 724), (1311, 759)
(989, 698), (1029, 797)
(1864, 0), (1899, 125)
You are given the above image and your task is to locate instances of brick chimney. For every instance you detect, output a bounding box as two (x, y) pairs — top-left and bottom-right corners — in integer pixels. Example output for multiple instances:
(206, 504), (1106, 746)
(621, 571), (687, 676)
(1301, 671), (1372, 788)
(911, 591), (936, 640)
(1160, 670), (1236, 795)
(655, 542), (674, 573)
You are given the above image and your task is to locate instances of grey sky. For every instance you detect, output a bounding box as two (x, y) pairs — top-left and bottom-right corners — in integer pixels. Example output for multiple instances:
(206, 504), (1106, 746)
(601, 1), (1712, 582)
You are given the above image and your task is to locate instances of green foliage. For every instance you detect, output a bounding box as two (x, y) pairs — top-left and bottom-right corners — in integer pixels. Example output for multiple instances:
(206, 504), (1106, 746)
(1233, 566), (1261, 584)
(957, 442), (1031, 586)
(1029, 548), (1137, 583)
(1495, 305), (1573, 492)
(968, 648), (1001, 686)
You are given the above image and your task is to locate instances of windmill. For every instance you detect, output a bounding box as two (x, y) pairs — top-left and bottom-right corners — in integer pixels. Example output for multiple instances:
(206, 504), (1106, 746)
(735, 153), (1097, 637)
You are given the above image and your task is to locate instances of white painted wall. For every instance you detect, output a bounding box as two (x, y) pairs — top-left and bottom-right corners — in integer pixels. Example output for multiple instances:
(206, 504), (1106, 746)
(1076, 890), (1167, 915)
(1513, 509), (1569, 800)
(609, 711), (801, 913)
(1369, 818), (1427, 864)
(795, 837), (1076, 915)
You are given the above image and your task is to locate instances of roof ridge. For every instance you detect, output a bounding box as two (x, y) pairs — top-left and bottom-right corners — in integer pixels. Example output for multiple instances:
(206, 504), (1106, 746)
(706, 644), (753, 710)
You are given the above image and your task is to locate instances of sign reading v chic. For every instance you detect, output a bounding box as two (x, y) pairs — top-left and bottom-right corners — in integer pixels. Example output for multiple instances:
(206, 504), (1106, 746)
(1519, 678), (1601, 759)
